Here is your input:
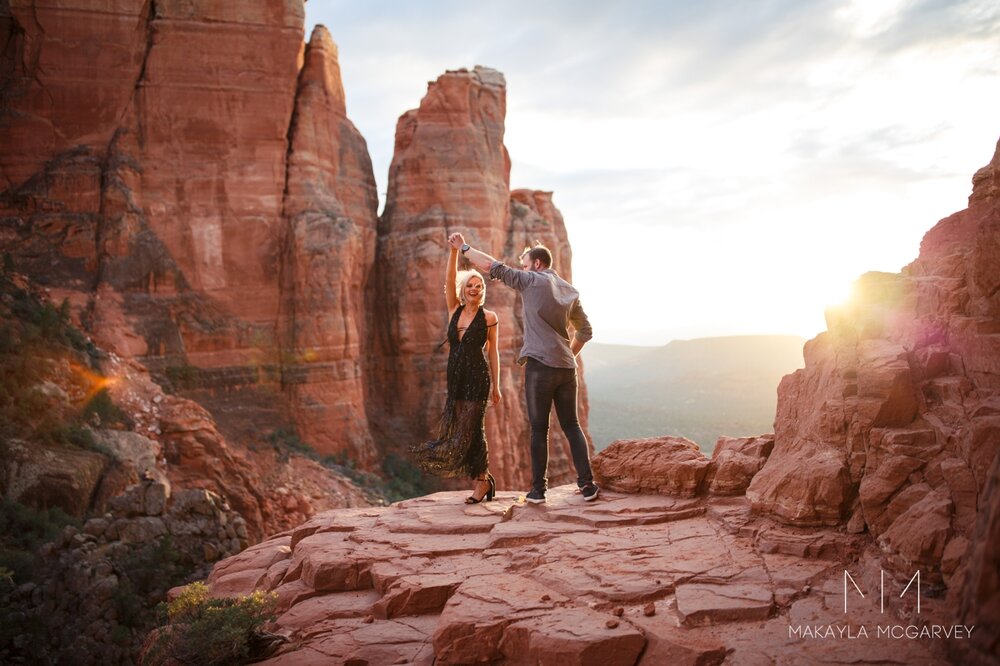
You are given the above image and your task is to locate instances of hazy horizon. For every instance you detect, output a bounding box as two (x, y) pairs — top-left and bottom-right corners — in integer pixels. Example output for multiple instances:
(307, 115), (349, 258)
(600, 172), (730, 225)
(583, 334), (807, 450)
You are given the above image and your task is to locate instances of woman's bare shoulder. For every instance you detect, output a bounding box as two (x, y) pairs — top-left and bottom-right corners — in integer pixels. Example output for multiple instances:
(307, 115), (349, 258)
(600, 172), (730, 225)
(484, 309), (499, 325)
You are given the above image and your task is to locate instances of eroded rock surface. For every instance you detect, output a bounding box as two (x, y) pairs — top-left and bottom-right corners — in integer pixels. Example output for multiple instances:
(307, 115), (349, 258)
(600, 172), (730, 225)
(372, 67), (591, 490)
(747, 141), (1000, 593)
(593, 436), (711, 497)
(206, 488), (951, 665)
(1, 3), (592, 491)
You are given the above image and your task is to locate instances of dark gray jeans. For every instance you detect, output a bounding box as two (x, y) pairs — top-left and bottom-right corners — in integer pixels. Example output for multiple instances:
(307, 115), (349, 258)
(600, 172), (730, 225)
(524, 357), (594, 492)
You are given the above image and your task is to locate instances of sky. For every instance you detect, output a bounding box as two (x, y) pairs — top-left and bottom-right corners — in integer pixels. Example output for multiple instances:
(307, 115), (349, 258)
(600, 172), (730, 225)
(305, 0), (1000, 346)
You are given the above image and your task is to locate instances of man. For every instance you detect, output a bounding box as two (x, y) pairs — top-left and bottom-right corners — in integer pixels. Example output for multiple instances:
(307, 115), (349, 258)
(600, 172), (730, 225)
(447, 232), (598, 503)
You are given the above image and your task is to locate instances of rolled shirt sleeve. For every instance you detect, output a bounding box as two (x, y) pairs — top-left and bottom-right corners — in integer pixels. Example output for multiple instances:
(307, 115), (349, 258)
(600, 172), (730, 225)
(569, 299), (593, 344)
(489, 260), (534, 291)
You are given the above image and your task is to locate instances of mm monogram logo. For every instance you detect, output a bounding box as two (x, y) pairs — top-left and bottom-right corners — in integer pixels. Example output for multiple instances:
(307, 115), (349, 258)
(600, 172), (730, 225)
(843, 570), (922, 614)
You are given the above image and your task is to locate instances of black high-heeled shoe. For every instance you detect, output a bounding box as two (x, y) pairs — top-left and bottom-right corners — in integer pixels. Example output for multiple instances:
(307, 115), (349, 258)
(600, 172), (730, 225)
(465, 473), (496, 504)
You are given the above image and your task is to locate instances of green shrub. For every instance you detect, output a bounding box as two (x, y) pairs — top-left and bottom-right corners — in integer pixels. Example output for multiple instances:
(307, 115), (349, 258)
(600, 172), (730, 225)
(82, 388), (131, 428)
(114, 536), (187, 628)
(0, 601), (46, 658)
(36, 422), (110, 455)
(0, 549), (38, 583)
(381, 452), (438, 502)
(0, 498), (78, 553)
(0, 499), (78, 584)
(146, 582), (278, 666)
(265, 427), (313, 458)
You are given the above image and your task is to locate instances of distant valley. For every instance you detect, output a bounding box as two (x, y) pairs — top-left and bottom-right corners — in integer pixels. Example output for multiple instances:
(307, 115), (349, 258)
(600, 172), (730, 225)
(581, 335), (806, 453)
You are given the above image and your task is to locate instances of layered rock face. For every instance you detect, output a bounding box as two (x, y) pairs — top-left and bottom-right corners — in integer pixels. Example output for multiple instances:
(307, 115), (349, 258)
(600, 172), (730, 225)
(0, 2), (378, 463)
(1, 4), (591, 490)
(0, 480), (248, 664)
(372, 68), (590, 489)
(205, 484), (952, 665)
(746, 140), (1000, 662)
(279, 26), (378, 462)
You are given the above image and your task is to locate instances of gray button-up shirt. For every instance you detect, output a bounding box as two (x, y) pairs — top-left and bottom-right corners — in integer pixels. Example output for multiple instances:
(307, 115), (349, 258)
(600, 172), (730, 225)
(489, 261), (593, 369)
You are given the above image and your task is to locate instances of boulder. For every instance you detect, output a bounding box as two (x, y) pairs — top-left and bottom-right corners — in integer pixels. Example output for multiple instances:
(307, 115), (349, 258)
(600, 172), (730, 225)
(706, 434), (774, 496)
(593, 436), (710, 497)
(1, 439), (107, 518)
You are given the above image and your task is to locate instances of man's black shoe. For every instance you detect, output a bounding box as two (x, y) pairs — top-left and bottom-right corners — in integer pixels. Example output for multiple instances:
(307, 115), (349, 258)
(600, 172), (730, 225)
(525, 489), (546, 504)
(581, 482), (599, 502)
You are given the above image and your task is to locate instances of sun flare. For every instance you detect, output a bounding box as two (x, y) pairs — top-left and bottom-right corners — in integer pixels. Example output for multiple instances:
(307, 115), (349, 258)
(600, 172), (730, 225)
(70, 362), (120, 403)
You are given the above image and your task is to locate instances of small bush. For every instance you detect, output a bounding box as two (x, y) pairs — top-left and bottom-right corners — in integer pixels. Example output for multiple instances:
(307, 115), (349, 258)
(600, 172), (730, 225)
(0, 498), (78, 553)
(114, 536), (187, 628)
(0, 499), (78, 583)
(265, 427), (313, 459)
(381, 452), (438, 502)
(145, 582), (278, 666)
(0, 549), (38, 583)
(82, 388), (131, 428)
(37, 422), (110, 455)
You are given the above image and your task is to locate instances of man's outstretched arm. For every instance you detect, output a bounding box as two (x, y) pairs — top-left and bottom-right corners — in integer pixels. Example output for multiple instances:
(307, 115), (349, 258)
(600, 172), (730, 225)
(448, 232), (532, 291)
(448, 233), (496, 274)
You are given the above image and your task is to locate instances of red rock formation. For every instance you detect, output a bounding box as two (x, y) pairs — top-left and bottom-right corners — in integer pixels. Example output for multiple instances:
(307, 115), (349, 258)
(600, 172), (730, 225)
(2, 3), (593, 495)
(94, 345), (373, 541)
(706, 434), (775, 496)
(194, 119), (1000, 662)
(205, 486), (952, 664)
(0, 1), (378, 465)
(593, 436), (711, 497)
(372, 68), (591, 490)
(279, 25), (378, 462)
(745, 139), (1000, 662)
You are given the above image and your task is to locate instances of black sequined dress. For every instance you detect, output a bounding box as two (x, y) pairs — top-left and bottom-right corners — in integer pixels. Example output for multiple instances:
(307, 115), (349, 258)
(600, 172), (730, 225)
(410, 305), (490, 478)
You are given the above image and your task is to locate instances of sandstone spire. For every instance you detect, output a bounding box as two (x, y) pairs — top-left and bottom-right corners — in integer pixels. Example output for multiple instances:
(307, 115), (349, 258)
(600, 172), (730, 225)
(372, 66), (591, 489)
(279, 23), (379, 461)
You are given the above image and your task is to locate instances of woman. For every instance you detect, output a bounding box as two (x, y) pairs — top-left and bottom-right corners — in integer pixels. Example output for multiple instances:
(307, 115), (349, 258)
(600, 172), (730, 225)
(409, 233), (502, 503)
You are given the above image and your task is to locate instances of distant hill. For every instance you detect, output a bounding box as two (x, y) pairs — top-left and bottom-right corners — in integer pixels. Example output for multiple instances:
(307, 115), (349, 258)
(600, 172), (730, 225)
(581, 335), (806, 453)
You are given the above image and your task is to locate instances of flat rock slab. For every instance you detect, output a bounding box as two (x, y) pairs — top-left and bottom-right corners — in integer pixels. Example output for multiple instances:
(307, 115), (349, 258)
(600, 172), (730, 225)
(263, 616), (437, 666)
(675, 582), (774, 625)
(513, 487), (705, 527)
(374, 572), (465, 618)
(502, 606), (646, 665)
(486, 518), (596, 549)
(207, 535), (291, 587)
(433, 573), (570, 664)
(373, 496), (511, 534)
(628, 612), (728, 666)
(206, 487), (950, 664)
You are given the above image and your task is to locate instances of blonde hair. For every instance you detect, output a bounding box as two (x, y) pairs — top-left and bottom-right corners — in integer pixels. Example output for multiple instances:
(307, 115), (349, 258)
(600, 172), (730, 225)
(457, 270), (486, 305)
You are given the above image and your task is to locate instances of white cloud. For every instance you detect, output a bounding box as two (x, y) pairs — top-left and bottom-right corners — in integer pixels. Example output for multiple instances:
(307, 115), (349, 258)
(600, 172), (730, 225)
(306, 0), (1000, 345)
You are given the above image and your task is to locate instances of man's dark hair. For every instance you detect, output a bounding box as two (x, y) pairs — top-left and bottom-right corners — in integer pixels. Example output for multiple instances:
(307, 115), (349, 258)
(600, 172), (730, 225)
(521, 244), (553, 268)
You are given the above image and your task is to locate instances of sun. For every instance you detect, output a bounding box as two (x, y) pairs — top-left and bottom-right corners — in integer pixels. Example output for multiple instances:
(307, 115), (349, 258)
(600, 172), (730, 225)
(820, 275), (856, 309)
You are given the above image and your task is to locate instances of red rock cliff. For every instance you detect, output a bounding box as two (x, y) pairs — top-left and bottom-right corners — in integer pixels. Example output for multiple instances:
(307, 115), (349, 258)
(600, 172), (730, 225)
(279, 25), (378, 464)
(371, 67), (591, 490)
(1, 5), (591, 494)
(1, 2), (376, 464)
(747, 139), (1000, 662)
